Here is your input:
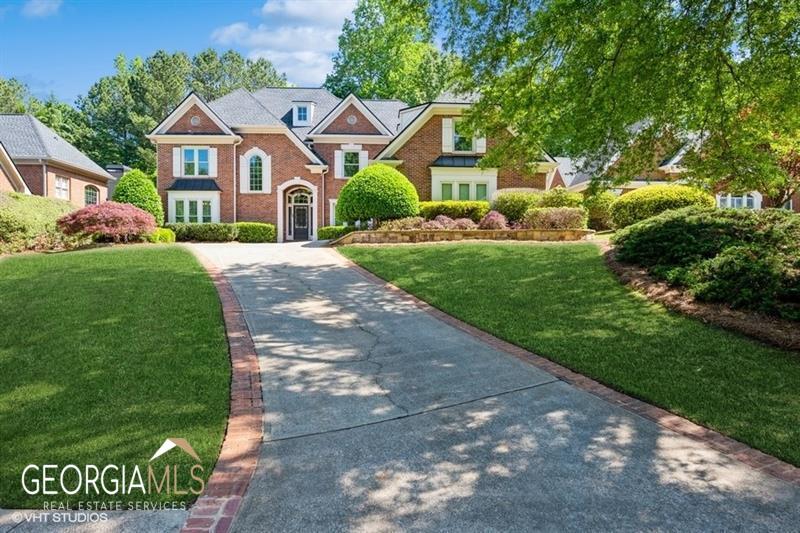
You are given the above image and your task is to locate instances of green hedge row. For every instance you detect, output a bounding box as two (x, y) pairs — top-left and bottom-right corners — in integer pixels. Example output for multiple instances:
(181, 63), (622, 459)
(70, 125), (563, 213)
(0, 192), (76, 253)
(165, 222), (276, 243)
(318, 225), (356, 240)
(418, 201), (490, 222)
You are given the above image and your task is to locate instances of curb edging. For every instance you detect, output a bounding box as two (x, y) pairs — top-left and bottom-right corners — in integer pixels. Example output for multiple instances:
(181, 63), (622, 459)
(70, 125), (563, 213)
(183, 248), (263, 533)
(334, 249), (800, 487)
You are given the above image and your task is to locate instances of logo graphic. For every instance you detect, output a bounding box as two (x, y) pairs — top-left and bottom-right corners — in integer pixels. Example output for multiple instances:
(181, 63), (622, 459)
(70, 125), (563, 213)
(149, 438), (201, 462)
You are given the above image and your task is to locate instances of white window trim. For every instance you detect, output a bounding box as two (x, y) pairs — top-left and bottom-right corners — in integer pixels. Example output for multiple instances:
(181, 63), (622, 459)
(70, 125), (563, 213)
(240, 147), (272, 194)
(293, 102), (315, 127)
(452, 117), (477, 154)
(167, 191), (221, 223)
(431, 167), (497, 201)
(277, 178), (318, 243)
(329, 198), (338, 226)
(55, 176), (70, 200)
(716, 191), (762, 210)
(181, 146), (211, 177)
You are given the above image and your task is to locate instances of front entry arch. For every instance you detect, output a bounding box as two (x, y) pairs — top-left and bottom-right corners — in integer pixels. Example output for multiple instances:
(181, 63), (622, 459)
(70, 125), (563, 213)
(277, 178), (318, 242)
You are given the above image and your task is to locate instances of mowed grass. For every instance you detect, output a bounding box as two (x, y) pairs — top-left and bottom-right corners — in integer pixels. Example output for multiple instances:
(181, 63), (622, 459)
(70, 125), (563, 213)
(340, 243), (800, 466)
(0, 246), (229, 508)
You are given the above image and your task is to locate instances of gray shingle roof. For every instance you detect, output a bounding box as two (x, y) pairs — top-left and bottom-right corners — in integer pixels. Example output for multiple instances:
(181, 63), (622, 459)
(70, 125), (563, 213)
(208, 89), (283, 127)
(0, 114), (110, 179)
(361, 99), (406, 133)
(167, 178), (222, 191)
(250, 87), (342, 137)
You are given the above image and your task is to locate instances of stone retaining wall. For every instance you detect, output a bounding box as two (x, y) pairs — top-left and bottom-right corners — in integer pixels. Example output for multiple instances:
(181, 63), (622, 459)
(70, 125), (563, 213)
(331, 228), (594, 245)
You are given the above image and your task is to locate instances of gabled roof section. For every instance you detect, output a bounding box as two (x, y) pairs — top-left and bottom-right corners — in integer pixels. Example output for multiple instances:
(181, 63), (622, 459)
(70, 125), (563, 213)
(0, 114), (111, 181)
(0, 141), (30, 193)
(309, 93), (395, 136)
(251, 87), (341, 137)
(150, 92), (236, 136)
(208, 89), (283, 127)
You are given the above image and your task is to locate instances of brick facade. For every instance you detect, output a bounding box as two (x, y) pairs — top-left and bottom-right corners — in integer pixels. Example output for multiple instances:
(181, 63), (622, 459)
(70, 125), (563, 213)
(0, 165), (15, 193)
(395, 114), (547, 200)
(166, 104), (224, 135)
(320, 104), (382, 135)
(16, 162), (107, 205)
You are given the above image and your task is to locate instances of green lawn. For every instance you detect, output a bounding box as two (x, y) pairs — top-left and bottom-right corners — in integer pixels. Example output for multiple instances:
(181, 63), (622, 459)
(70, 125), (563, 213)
(340, 243), (800, 466)
(0, 246), (229, 508)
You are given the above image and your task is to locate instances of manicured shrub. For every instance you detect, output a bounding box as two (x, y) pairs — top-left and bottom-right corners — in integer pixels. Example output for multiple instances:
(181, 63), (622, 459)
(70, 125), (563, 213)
(318, 225), (356, 240)
(378, 217), (425, 231)
(538, 188), (584, 208)
(583, 191), (616, 230)
(478, 210), (508, 230)
(147, 227), (176, 243)
(112, 169), (164, 226)
(167, 223), (238, 242)
(612, 207), (761, 269)
(687, 245), (784, 312)
(523, 207), (588, 230)
(491, 192), (541, 222)
(609, 184), (714, 228)
(235, 222), (276, 243)
(58, 202), (157, 242)
(336, 164), (419, 223)
(0, 192), (75, 253)
(421, 219), (446, 230)
(418, 201), (490, 222)
(433, 214), (455, 228)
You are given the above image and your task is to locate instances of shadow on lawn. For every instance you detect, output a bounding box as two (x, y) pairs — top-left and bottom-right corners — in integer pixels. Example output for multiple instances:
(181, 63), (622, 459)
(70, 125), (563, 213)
(205, 244), (800, 531)
(0, 247), (229, 509)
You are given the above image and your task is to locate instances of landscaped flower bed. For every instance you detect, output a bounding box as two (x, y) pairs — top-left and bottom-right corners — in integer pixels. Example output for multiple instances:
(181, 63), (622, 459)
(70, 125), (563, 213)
(331, 227), (594, 245)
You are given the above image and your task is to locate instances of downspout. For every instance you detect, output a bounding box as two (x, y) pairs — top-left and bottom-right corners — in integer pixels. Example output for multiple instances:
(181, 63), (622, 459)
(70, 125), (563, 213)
(41, 161), (47, 196)
(321, 167), (327, 230)
(232, 137), (243, 222)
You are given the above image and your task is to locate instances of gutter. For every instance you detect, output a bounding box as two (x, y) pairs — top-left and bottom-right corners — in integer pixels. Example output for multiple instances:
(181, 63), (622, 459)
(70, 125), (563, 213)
(233, 136), (243, 222)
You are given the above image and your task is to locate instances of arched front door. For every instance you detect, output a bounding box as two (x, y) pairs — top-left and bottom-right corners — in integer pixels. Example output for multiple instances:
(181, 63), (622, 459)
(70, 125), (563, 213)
(286, 187), (312, 241)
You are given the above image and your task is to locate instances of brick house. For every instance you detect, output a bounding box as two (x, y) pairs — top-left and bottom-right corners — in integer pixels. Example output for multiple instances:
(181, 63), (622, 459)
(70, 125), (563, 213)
(148, 89), (558, 242)
(0, 114), (112, 205)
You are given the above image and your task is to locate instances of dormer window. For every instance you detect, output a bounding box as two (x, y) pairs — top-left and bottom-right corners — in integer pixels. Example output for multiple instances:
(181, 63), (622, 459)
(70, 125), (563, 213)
(293, 101), (315, 126)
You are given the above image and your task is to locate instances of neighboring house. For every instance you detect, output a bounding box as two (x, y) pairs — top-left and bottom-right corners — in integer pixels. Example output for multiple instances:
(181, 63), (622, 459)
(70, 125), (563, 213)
(0, 142), (31, 194)
(0, 114), (112, 206)
(147, 88), (558, 242)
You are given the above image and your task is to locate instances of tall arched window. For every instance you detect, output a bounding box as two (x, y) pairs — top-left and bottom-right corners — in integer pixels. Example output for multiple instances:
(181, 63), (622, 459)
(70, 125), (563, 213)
(85, 185), (99, 206)
(249, 156), (263, 192)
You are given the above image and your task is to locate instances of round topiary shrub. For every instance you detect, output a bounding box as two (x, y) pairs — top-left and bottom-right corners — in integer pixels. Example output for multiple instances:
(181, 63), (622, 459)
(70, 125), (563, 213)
(609, 184), (714, 228)
(583, 191), (616, 230)
(112, 169), (164, 226)
(57, 202), (157, 243)
(148, 227), (176, 243)
(336, 164), (419, 223)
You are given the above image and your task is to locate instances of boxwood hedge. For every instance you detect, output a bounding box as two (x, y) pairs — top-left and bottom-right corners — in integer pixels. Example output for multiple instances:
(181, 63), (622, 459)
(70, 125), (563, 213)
(609, 184), (714, 228)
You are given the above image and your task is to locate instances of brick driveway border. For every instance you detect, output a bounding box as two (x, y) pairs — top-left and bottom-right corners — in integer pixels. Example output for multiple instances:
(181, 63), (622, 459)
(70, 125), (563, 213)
(183, 247), (264, 533)
(332, 247), (800, 487)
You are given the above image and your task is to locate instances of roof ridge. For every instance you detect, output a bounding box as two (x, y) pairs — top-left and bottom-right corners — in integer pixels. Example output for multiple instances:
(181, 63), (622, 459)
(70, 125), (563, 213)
(27, 114), (52, 159)
(243, 90), (283, 123)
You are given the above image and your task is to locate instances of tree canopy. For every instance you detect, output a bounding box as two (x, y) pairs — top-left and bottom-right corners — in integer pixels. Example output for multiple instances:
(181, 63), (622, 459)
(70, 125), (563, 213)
(435, 0), (800, 204)
(325, 0), (456, 105)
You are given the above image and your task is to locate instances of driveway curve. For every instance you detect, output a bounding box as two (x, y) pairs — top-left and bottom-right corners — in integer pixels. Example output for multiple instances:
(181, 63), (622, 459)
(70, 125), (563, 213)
(192, 242), (800, 532)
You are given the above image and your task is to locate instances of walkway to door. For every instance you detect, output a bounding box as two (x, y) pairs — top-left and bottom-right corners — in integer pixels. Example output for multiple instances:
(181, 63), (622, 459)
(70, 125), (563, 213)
(192, 242), (800, 532)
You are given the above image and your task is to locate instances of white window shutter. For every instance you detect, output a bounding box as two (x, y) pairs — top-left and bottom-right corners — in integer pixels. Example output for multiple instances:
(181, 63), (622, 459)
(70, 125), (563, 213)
(239, 155), (248, 193)
(358, 150), (368, 170)
(208, 148), (218, 177)
(265, 155), (272, 192)
(172, 147), (181, 177)
(334, 150), (343, 178)
(442, 118), (454, 152)
(475, 137), (487, 154)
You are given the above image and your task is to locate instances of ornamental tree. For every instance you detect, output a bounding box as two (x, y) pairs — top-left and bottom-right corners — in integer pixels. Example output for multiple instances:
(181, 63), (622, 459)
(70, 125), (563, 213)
(112, 169), (164, 226)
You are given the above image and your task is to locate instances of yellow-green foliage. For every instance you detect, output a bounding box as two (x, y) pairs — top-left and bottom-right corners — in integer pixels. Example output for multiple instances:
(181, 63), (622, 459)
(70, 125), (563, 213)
(0, 192), (74, 253)
(610, 185), (714, 228)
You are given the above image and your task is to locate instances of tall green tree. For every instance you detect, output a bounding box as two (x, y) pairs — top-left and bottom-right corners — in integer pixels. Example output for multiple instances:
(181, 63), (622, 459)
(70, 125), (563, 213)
(28, 95), (91, 150)
(435, 0), (800, 204)
(0, 77), (28, 113)
(191, 49), (286, 101)
(325, 0), (456, 105)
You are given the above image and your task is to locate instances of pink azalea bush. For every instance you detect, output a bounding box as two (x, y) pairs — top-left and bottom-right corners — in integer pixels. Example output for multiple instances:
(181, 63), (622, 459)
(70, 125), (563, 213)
(58, 202), (157, 243)
(452, 217), (478, 230)
(478, 210), (508, 230)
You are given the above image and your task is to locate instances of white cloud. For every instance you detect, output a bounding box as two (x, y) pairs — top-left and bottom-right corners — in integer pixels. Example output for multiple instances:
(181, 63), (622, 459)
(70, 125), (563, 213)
(22, 0), (62, 17)
(211, 0), (357, 87)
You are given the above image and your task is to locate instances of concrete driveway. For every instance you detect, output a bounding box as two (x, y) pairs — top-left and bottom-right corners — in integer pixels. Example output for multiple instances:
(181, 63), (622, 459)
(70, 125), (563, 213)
(192, 242), (800, 532)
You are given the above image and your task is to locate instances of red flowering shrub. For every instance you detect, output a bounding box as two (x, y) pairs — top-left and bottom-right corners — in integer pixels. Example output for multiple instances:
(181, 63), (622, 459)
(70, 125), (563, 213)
(57, 202), (157, 243)
(478, 210), (508, 229)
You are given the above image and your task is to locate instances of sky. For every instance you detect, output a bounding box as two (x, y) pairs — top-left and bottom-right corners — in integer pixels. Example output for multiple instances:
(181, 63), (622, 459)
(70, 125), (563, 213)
(0, 0), (358, 104)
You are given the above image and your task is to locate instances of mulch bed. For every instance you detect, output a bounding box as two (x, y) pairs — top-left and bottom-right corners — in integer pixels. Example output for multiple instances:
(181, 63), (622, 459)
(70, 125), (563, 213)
(602, 244), (800, 352)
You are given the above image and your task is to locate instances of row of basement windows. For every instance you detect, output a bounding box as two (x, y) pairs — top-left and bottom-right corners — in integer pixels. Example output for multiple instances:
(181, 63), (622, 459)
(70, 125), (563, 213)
(174, 199), (213, 223)
(441, 182), (488, 202)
